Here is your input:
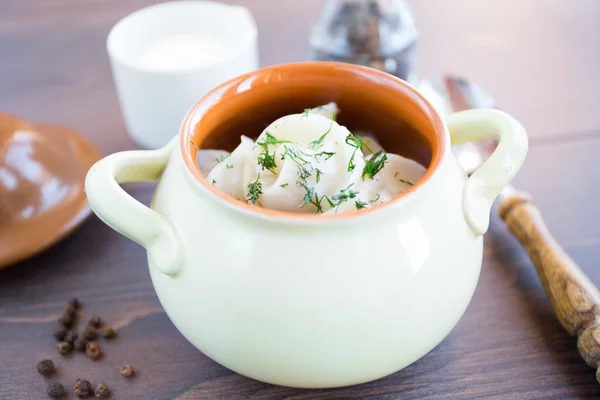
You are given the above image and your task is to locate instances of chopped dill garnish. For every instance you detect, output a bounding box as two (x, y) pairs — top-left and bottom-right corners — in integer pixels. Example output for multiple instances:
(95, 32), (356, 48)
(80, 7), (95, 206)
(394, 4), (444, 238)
(355, 199), (369, 209)
(345, 133), (362, 149)
(246, 175), (263, 205)
(315, 168), (323, 183)
(299, 181), (315, 208)
(355, 193), (381, 210)
(301, 108), (310, 119)
(280, 183), (288, 188)
(211, 179), (217, 185)
(332, 183), (359, 202)
(330, 183), (360, 212)
(281, 145), (313, 181)
(309, 121), (333, 149)
(226, 164), (234, 169)
(314, 151), (335, 160)
(255, 132), (291, 173)
(394, 172), (414, 186)
(351, 131), (373, 152)
(299, 182), (332, 214)
(362, 151), (388, 180)
(190, 140), (199, 151)
(345, 133), (372, 172)
(345, 133), (361, 172)
(215, 154), (230, 163)
(324, 195), (335, 208)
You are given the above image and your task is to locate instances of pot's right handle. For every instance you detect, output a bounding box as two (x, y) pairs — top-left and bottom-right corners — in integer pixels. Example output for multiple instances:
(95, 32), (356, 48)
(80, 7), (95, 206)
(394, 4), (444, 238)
(84, 138), (182, 276)
(446, 109), (528, 236)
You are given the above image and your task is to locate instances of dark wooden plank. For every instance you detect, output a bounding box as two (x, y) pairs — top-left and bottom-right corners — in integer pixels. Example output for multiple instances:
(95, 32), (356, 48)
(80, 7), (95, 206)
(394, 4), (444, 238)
(2, 137), (600, 399)
(1, 0), (599, 150)
(412, 0), (600, 140)
(1, 0), (600, 399)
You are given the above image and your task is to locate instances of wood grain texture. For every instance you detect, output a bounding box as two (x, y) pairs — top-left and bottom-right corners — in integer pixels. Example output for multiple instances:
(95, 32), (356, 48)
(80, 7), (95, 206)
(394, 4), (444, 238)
(1, 0), (600, 399)
(499, 193), (600, 379)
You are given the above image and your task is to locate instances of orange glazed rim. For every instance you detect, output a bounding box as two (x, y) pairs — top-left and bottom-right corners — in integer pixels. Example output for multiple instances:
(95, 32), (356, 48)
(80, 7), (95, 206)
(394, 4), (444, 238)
(180, 62), (448, 221)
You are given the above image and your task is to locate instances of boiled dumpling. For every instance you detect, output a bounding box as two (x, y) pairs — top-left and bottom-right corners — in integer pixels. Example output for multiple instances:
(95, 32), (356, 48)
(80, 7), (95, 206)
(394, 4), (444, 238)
(249, 112), (364, 213)
(197, 103), (426, 215)
(205, 136), (257, 202)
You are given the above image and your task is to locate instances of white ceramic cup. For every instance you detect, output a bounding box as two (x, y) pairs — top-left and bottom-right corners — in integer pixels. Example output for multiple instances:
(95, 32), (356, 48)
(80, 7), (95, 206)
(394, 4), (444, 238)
(107, 1), (258, 149)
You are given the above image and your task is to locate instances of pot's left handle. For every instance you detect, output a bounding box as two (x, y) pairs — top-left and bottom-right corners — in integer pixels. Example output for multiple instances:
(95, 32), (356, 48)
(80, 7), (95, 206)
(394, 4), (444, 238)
(85, 138), (182, 276)
(446, 109), (528, 236)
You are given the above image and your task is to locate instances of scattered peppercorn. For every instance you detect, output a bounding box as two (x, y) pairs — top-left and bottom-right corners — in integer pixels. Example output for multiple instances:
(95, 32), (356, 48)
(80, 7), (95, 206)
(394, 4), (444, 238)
(120, 364), (134, 377)
(37, 360), (55, 377)
(86, 342), (102, 359)
(68, 298), (81, 309)
(83, 326), (97, 340)
(47, 381), (65, 399)
(58, 313), (74, 328)
(73, 336), (88, 352)
(64, 330), (78, 343)
(74, 378), (92, 398)
(88, 316), (102, 328)
(52, 325), (67, 341)
(57, 341), (71, 355)
(94, 382), (110, 398)
(64, 304), (76, 317)
(101, 327), (115, 339)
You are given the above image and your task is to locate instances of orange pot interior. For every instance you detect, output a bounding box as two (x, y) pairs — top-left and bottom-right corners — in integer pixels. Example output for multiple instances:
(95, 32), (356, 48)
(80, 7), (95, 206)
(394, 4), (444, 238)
(181, 62), (447, 218)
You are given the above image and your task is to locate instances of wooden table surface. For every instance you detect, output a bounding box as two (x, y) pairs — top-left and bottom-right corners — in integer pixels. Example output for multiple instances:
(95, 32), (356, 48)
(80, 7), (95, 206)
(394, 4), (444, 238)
(1, 0), (600, 398)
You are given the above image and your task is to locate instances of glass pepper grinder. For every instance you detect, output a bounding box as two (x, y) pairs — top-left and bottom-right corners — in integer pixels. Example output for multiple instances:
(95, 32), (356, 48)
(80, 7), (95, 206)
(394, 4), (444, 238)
(309, 0), (419, 83)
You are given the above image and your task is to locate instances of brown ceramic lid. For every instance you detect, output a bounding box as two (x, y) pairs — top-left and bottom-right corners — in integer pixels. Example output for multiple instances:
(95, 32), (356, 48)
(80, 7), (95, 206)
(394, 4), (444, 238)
(0, 113), (102, 268)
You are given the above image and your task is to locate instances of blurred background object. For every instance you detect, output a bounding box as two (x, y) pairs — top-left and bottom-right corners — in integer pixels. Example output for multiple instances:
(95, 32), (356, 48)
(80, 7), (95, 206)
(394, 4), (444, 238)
(310, 0), (418, 82)
(108, 1), (258, 149)
(0, 113), (101, 268)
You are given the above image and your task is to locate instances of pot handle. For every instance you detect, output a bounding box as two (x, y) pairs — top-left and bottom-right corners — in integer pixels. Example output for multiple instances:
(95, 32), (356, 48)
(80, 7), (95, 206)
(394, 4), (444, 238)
(446, 109), (528, 236)
(84, 137), (182, 276)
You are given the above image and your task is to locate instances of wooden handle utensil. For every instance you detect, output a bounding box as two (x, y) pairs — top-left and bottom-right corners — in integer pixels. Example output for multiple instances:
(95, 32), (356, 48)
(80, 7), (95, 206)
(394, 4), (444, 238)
(499, 193), (600, 382)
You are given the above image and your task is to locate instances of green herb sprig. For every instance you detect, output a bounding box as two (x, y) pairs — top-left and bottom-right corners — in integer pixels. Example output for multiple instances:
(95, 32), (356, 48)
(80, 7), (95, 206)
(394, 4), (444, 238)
(395, 172), (414, 186)
(246, 175), (263, 205)
(309, 121), (333, 149)
(355, 193), (381, 210)
(255, 133), (291, 173)
(362, 151), (388, 180)
(215, 154), (230, 164)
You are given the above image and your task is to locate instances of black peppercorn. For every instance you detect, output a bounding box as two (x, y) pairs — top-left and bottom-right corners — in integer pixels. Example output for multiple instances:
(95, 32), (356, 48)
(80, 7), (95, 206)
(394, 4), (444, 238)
(58, 313), (74, 328)
(57, 341), (71, 355)
(73, 336), (88, 352)
(68, 297), (81, 309)
(63, 304), (76, 317)
(37, 360), (55, 377)
(85, 342), (102, 359)
(64, 330), (78, 343)
(74, 378), (92, 398)
(94, 382), (110, 398)
(88, 316), (102, 328)
(120, 364), (134, 377)
(83, 326), (97, 340)
(52, 325), (67, 341)
(101, 327), (116, 339)
(47, 381), (65, 399)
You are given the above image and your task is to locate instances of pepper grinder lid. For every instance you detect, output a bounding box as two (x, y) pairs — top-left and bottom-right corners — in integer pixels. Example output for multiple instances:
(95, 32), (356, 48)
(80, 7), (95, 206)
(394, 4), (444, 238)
(310, 0), (419, 82)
